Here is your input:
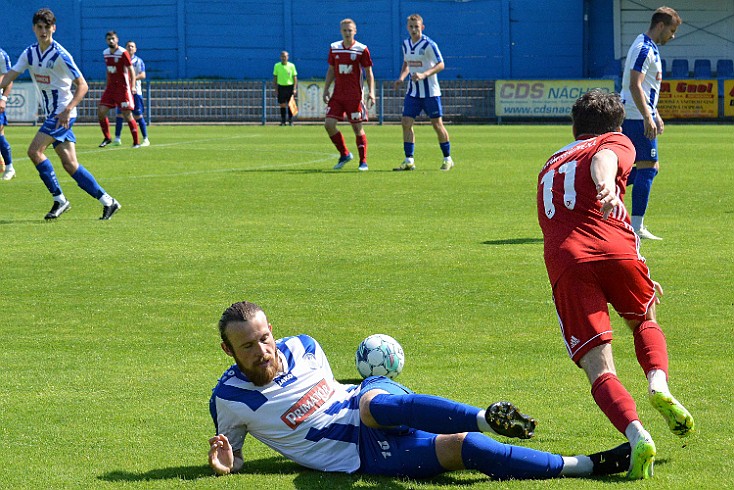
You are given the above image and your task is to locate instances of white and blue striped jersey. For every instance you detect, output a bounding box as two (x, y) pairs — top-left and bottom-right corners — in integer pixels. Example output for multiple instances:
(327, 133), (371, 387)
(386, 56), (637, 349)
(402, 35), (443, 98)
(210, 335), (363, 473)
(620, 34), (662, 120)
(131, 55), (145, 94)
(0, 48), (11, 76)
(12, 41), (83, 118)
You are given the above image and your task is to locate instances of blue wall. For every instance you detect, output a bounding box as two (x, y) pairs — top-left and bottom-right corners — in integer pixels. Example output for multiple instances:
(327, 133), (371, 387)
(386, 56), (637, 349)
(0, 0), (612, 81)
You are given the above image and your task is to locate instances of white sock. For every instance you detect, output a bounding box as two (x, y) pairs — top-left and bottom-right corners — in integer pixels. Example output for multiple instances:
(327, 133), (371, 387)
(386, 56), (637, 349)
(5, 163), (12, 170)
(99, 194), (113, 206)
(631, 215), (643, 230)
(54, 194), (67, 203)
(625, 420), (646, 446)
(647, 369), (669, 395)
(560, 455), (593, 476)
(476, 410), (497, 434)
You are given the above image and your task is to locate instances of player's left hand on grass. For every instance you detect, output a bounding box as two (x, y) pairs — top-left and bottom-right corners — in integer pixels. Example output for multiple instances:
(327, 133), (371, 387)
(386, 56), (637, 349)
(652, 280), (663, 304)
(208, 434), (234, 475)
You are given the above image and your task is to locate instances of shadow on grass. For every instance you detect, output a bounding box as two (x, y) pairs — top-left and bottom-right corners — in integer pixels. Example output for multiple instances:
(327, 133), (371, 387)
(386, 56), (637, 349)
(482, 237), (543, 245)
(97, 455), (486, 488)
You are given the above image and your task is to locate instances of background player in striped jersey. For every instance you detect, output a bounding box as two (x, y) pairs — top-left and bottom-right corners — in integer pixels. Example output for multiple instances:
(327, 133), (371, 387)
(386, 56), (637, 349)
(620, 7), (681, 240)
(537, 90), (694, 479)
(323, 19), (375, 171)
(208, 301), (632, 480)
(113, 40), (150, 146)
(0, 47), (15, 180)
(0, 8), (121, 220)
(97, 31), (140, 148)
(393, 14), (453, 171)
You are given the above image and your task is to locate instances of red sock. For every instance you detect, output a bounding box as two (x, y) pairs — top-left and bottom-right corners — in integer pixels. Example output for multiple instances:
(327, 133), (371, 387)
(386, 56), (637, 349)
(329, 132), (349, 156)
(99, 118), (111, 139)
(356, 133), (367, 163)
(633, 320), (669, 377)
(127, 119), (140, 145)
(591, 372), (639, 434)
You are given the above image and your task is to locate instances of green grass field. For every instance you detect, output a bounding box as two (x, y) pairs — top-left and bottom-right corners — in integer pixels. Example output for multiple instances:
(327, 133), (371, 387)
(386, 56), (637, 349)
(1, 123), (732, 489)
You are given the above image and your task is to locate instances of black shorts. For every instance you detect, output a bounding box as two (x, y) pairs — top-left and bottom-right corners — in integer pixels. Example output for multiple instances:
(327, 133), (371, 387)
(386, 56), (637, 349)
(277, 84), (295, 104)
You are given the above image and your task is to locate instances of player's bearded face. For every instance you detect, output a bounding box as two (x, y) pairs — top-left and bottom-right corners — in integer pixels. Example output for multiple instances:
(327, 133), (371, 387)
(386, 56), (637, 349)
(223, 317), (280, 386)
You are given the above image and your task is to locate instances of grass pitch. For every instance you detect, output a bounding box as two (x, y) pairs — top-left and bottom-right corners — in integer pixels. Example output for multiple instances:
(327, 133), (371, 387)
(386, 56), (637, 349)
(0, 123), (732, 489)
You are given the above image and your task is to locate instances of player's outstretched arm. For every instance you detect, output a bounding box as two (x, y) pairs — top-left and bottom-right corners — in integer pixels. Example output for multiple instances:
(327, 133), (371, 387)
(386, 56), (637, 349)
(208, 434), (244, 475)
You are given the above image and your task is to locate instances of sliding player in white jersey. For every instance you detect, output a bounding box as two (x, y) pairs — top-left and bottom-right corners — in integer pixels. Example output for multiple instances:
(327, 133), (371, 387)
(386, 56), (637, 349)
(394, 14), (453, 171)
(0, 8), (121, 220)
(209, 301), (633, 481)
(620, 7), (681, 240)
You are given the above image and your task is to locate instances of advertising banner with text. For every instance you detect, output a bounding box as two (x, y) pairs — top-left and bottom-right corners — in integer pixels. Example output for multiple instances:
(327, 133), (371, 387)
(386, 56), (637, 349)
(724, 80), (734, 117)
(5, 82), (38, 122)
(657, 80), (718, 118)
(495, 80), (615, 117)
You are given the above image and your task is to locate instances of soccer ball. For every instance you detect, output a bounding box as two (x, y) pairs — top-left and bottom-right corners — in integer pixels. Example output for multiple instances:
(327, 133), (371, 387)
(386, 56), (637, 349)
(355, 334), (405, 379)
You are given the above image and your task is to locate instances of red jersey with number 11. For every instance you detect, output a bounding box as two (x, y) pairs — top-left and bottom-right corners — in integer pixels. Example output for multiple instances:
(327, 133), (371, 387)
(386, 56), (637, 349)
(537, 132), (640, 286)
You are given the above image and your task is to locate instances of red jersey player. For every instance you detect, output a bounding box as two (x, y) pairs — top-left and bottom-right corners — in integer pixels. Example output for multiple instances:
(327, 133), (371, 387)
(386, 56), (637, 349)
(322, 18), (375, 171)
(536, 90), (694, 480)
(97, 31), (139, 148)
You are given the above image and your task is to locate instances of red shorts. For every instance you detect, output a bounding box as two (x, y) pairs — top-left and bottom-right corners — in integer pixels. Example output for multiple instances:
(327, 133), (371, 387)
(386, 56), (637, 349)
(325, 96), (367, 123)
(552, 259), (656, 364)
(100, 85), (135, 111)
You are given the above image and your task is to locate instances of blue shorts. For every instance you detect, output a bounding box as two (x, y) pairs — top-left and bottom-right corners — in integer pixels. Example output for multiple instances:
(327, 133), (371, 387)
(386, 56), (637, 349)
(40, 117), (77, 148)
(402, 95), (443, 119)
(357, 376), (444, 479)
(622, 119), (658, 162)
(0, 113), (8, 126)
(117, 94), (145, 117)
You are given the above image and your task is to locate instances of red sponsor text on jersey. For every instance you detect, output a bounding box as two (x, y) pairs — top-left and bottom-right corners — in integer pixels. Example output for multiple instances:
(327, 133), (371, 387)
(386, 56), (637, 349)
(281, 379), (335, 429)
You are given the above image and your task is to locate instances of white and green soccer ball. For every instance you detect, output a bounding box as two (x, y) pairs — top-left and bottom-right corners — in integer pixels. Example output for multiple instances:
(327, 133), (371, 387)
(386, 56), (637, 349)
(355, 334), (405, 379)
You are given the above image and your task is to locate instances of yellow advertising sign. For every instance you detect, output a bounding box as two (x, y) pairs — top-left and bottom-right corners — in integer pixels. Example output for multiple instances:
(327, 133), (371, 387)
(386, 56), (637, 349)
(724, 80), (734, 117)
(657, 80), (718, 118)
(495, 80), (615, 117)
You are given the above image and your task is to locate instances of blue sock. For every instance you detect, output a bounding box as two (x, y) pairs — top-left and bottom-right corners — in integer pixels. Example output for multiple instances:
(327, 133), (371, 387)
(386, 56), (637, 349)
(138, 117), (148, 139)
(462, 432), (563, 480)
(439, 141), (451, 158)
(404, 142), (414, 158)
(631, 167), (658, 217)
(71, 164), (105, 199)
(369, 393), (480, 434)
(36, 159), (63, 196)
(626, 166), (637, 186)
(115, 117), (124, 139)
(0, 135), (12, 165)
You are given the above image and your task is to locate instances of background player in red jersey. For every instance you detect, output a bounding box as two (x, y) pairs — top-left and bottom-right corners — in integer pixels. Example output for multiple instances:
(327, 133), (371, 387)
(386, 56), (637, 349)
(536, 90), (694, 480)
(97, 31), (140, 148)
(322, 18), (375, 171)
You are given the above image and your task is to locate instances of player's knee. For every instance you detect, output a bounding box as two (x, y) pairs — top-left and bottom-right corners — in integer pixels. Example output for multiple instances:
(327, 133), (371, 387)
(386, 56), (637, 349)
(435, 433), (467, 470)
(358, 390), (385, 428)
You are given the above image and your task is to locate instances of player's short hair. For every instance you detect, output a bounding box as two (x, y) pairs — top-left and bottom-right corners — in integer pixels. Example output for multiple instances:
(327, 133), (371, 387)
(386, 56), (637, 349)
(33, 8), (56, 26)
(571, 90), (625, 137)
(218, 301), (267, 344)
(407, 14), (424, 24)
(650, 6), (681, 28)
(106, 30), (118, 39)
(340, 18), (356, 27)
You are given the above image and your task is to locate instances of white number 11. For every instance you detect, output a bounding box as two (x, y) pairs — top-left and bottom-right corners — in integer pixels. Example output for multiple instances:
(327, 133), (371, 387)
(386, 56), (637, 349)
(541, 160), (578, 219)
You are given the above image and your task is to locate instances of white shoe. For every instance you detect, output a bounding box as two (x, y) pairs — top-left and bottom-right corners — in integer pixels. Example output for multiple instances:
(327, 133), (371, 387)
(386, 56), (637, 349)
(112, 139), (122, 146)
(393, 158), (416, 171)
(440, 157), (454, 171)
(1, 167), (15, 180)
(140, 138), (150, 147)
(635, 226), (662, 240)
